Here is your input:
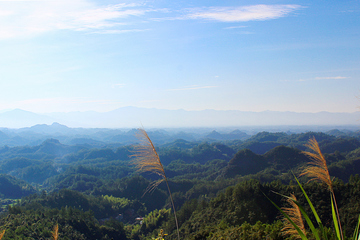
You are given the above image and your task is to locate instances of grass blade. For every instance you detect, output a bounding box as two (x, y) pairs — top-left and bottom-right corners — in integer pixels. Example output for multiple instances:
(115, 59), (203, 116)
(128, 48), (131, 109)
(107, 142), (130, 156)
(331, 195), (341, 240)
(352, 214), (360, 240)
(294, 175), (328, 240)
(292, 198), (320, 240)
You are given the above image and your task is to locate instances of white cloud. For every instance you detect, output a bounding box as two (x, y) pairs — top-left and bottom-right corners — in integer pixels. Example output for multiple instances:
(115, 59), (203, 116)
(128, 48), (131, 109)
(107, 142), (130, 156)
(185, 5), (302, 22)
(167, 85), (217, 91)
(0, 2), (303, 39)
(0, 0), (151, 39)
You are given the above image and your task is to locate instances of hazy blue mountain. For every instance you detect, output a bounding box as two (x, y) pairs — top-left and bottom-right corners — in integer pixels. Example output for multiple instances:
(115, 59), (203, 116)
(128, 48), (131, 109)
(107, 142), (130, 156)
(0, 109), (55, 128)
(227, 130), (250, 140)
(205, 130), (250, 141)
(1, 107), (360, 128)
(206, 130), (223, 140)
(0, 131), (9, 141)
(20, 122), (72, 134)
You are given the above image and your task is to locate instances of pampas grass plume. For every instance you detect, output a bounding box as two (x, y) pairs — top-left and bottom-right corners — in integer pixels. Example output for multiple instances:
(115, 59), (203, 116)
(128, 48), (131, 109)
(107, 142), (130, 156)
(300, 137), (332, 190)
(282, 194), (305, 239)
(52, 224), (59, 240)
(131, 128), (180, 240)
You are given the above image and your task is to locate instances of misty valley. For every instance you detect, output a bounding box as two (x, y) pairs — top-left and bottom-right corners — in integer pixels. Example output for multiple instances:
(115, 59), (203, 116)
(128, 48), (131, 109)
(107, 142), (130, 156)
(0, 124), (360, 239)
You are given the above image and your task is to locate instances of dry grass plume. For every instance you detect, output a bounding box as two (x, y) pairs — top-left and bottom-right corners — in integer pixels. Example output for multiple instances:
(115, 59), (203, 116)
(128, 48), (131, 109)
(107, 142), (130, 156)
(131, 128), (180, 240)
(282, 194), (305, 239)
(300, 137), (332, 190)
(301, 137), (343, 240)
(131, 128), (166, 193)
(52, 224), (59, 240)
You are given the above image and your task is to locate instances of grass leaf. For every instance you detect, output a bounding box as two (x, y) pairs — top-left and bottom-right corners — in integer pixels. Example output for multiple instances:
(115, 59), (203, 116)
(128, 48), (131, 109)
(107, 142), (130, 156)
(294, 175), (328, 240)
(331, 195), (341, 240)
(352, 214), (360, 240)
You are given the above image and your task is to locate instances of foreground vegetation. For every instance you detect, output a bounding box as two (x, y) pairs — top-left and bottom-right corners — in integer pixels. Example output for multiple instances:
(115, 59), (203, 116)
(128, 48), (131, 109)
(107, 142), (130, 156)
(0, 129), (359, 239)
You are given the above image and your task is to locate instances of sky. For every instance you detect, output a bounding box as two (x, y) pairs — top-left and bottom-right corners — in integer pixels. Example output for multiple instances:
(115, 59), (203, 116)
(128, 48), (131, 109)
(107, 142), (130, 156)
(0, 0), (359, 114)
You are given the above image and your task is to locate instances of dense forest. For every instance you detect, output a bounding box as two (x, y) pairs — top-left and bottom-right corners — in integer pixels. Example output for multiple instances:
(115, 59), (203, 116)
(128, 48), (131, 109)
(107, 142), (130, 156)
(0, 125), (359, 239)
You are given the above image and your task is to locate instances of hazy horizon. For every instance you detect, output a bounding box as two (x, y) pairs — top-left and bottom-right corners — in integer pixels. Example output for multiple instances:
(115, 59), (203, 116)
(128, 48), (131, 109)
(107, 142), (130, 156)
(1, 106), (360, 114)
(0, 107), (360, 129)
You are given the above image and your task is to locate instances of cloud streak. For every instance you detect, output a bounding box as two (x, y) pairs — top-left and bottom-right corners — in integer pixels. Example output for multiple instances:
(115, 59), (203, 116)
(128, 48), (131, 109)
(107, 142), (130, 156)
(184, 5), (302, 22)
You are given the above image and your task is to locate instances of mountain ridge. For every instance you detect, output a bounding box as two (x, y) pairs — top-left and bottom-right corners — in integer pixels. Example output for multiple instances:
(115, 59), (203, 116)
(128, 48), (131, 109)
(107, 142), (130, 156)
(0, 107), (359, 128)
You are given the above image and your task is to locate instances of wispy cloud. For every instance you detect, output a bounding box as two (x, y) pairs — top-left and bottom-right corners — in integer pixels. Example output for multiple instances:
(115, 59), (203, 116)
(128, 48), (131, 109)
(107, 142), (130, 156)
(224, 25), (253, 34)
(224, 25), (248, 29)
(12, 97), (122, 112)
(90, 29), (150, 34)
(314, 76), (349, 80)
(0, 1), (154, 39)
(140, 99), (161, 103)
(0, 2), (304, 39)
(112, 83), (126, 88)
(298, 76), (350, 82)
(183, 5), (302, 22)
(167, 85), (218, 91)
(17, 97), (120, 105)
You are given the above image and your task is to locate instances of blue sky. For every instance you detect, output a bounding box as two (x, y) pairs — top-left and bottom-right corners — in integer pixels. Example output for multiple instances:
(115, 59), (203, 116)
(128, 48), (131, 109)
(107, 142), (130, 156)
(0, 0), (359, 114)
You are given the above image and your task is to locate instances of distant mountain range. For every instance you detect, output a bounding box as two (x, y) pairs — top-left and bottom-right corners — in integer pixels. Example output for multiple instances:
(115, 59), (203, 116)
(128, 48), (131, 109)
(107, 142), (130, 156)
(0, 107), (360, 128)
(0, 122), (251, 147)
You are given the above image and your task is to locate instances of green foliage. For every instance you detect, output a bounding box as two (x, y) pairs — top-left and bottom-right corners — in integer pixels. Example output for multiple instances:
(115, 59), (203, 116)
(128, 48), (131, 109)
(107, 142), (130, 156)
(208, 220), (284, 240)
(0, 174), (37, 199)
(140, 209), (171, 235)
(222, 149), (268, 178)
(269, 138), (360, 240)
(0, 205), (128, 239)
(165, 159), (227, 180)
(247, 132), (288, 143)
(20, 189), (145, 220)
(159, 142), (235, 165)
(0, 130), (359, 239)
(321, 138), (360, 154)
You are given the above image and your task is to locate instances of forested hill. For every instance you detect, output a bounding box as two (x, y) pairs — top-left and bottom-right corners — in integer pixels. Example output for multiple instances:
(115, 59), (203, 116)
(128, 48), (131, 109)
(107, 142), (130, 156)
(0, 127), (359, 239)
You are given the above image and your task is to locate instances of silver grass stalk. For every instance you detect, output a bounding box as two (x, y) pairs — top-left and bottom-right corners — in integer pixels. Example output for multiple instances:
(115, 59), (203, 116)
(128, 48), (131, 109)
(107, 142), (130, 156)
(131, 128), (180, 240)
(301, 137), (343, 240)
(282, 194), (306, 239)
